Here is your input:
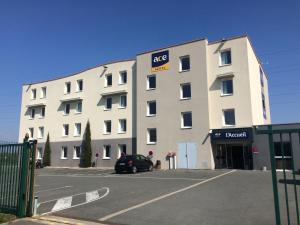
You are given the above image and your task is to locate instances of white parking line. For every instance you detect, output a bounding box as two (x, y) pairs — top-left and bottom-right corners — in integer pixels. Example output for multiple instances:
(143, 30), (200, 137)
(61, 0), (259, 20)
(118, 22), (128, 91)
(105, 175), (206, 181)
(98, 170), (236, 221)
(36, 186), (72, 193)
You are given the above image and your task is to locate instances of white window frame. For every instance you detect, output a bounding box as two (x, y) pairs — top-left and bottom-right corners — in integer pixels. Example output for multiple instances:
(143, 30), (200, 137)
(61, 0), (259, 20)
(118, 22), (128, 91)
(147, 128), (157, 145)
(179, 55), (190, 72)
(74, 123), (81, 137)
(103, 145), (111, 159)
(180, 83), (191, 100)
(30, 108), (35, 119)
(40, 87), (46, 99)
(62, 124), (69, 137)
(61, 146), (68, 159)
(76, 101), (82, 114)
(147, 101), (156, 117)
(103, 120), (111, 134)
(31, 89), (37, 100)
(105, 97), (112, 110)
(181, 112), (192, 129)
(29, 128), (34, 138)
(118, 119), (127, 133)
(219, 49), (232, 66)
(105, 74), (112, 87)
(76, 79), (83, 92)
(40, 107), (45, 118)
(118, 144), (127, 158)
(147, 75), (156, 90)
(65, 82), (71, 94)
(119, 95), (127, 108)
(223, 109), (236, 127)
(38, 126), (44, 139)
(37, 147), (43, 159)
(73, 146), (81, 159)
(119, 71), (127, 85)
(64, 103), (70, 115)
(221, 78), (233, 96)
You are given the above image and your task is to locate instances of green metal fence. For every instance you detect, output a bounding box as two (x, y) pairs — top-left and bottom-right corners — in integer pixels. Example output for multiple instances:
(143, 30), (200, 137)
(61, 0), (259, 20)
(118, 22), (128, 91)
(0, 141), (36, 217)
(256, 125), (300, 225)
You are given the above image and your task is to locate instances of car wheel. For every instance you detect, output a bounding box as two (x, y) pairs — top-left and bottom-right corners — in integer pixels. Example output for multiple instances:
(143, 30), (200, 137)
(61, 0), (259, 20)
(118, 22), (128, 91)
(132, 166), (137, 174)
(148, 165), (153, 172)
(115, 170), (120, 174)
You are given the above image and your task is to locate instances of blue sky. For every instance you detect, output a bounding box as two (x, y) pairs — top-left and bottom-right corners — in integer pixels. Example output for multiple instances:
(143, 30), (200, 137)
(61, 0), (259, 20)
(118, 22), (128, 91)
(0, 0), (299, 141)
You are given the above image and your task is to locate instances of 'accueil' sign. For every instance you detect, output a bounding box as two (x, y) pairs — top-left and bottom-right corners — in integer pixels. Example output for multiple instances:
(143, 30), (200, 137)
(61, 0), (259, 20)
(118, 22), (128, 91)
(151, 50), (169, 72)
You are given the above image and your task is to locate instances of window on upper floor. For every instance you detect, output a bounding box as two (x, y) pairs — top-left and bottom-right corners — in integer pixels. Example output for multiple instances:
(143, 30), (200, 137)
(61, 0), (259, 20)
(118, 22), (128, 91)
(29, 128), (34, 138)
(31, 89), (37, 100)
(260, 67), (264, 87)
(147, 101), (156, 116)
(147, 128), (157, 144)
(181, 112), (192, 129)
(64, 103), (70, 115)
(41, 107), (45, 118)
(223, 109), (235, 126)
(65, 82), (71, 94)
(118, 119), (127, 133)
(30, 108), (35, 119)
(119, 71), (127, 85)
(119, 95), (127, 108)
(180, 83), (191, 99)
(38, 126), (44, 139)
(77, 80), (83, 92)
(105, 74), (112, 87)
(76, 101), (82, 113)
(221, 79), (233, 96)
(179, 56), (190, 72)
(74, 123), (81, 136)
(104, 120), (111, 134)
(41, 87), (46, 98)
(105, 97), (112, 110)
(147, 75), (156, 90)
(63, 124), (69, 136)
(220, 50), (232, 66)
(262, 94), (267, 119)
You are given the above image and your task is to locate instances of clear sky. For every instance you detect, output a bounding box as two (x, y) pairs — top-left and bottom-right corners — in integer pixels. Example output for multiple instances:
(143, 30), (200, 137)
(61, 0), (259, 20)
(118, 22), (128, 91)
(0, 0), (299, 141)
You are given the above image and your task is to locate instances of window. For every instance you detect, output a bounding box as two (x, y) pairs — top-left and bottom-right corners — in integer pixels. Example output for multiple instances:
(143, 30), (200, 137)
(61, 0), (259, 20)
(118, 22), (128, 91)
(105, 74), (112, 87)
(119, 71), (127, 84)
(105, 97), (112, 110)
(221, 79), (233, 96)
(118, 144), (127, 158)
(31, 89), (37, 99)
(41, 107), (45, 118)
(104, 120), (111, 134)
(147, 101), (156, 116)
(260, 67), (264, 87)
(76, 101), (82, 113)
(73, 146), (81, 159)
(147, 128), (157, 144)
(41, 87), (46, 98)
(65, 82), (71, 94)
(30, 108), (35, 119)
(38, 126), (44, 139)
(29, 128), (34, 138)
(64, 103), (70, 115)
(77, 80), (83, 92)
(147, 75), (156, 90)
(274, 142), (292, 170)
(223, 109), (235, 126)
(63, 124), (69, 136)
(181, 112), (192, 128)
(180, 83), (191, 99)
(103, 145), (111, 159)
(119, 95), (127, 108)
(220, 50), (232, 66)
(61, 146), (68, 159)
(179, 56), (190, 71)
(119, 119), (127, 133)
(262, 94), (267, 119)
(74, 123), (81, 136)
(37, 147), (43, 159)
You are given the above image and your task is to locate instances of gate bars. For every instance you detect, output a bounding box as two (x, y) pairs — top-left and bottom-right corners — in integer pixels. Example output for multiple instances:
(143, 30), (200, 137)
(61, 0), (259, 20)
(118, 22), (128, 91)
(0, 140), (36, 217)
(255, 125), (300, 225)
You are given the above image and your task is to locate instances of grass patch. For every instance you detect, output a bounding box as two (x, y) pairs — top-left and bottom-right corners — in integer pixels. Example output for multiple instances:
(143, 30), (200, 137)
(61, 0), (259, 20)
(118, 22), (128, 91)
(0, 213), (16, 224)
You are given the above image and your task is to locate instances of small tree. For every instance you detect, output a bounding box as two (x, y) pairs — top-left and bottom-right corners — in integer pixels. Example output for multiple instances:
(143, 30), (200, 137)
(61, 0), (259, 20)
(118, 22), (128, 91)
(43, 133), (51, 167)
(80, 120), (92, 167)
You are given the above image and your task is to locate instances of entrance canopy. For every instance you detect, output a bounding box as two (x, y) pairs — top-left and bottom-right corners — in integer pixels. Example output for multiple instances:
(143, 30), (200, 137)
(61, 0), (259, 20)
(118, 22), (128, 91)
(210, 127), (253, 143)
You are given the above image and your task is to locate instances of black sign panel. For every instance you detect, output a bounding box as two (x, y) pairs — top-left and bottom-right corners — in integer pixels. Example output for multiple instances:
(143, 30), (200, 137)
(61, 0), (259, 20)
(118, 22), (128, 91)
(211, 128), (253, 142)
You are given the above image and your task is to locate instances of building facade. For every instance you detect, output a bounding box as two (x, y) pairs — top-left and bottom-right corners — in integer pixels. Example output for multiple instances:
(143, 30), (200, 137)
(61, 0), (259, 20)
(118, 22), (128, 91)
(19, 35), (272, 169)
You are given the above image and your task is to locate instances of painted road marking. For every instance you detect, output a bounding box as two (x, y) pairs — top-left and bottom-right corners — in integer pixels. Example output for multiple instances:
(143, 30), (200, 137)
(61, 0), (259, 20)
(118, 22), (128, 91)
(52, 196), (72, 212)
(39, 187), (110, 215)
(99, 170), (236, 221)
(36, 186), (72, 193)
(105, 175), (206, 181)
(86, 190), (100, 202)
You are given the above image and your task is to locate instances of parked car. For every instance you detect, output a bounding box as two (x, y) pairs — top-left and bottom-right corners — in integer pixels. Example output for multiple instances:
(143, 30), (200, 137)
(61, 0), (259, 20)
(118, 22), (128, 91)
(115, 154), (153, 174)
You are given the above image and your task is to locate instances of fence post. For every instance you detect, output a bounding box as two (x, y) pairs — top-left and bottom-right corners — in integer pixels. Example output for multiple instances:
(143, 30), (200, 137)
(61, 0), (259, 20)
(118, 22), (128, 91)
(27, 140), (37, 217)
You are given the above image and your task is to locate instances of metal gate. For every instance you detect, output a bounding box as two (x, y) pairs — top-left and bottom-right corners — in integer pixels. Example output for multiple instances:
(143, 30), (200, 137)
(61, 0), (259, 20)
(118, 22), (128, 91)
(256, 125), (300, 225)
(0, 140), (36, 217)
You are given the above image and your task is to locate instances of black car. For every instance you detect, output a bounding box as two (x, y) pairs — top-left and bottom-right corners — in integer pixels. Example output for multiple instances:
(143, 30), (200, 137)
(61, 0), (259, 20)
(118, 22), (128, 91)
(115, 154), (153, 174)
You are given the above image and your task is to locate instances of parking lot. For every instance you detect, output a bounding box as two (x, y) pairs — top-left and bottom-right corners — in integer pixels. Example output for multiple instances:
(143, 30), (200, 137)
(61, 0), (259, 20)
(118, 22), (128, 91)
(30, 168), (294, 225)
